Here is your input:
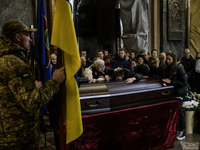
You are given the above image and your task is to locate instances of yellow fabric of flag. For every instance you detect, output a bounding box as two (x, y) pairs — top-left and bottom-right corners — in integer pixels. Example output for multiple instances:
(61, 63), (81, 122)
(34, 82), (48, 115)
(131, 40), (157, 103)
(51, 0), (83, 144)
(190, 0), (200, 57)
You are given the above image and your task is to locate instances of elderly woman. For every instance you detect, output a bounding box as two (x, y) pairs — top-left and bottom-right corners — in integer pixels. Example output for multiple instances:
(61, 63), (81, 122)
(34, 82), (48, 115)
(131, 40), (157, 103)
(91, 58), (114, 82)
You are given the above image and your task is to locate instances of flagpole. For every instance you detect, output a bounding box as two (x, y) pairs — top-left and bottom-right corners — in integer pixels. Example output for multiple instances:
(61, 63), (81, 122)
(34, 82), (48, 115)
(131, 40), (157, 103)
(57, 49), (66, 150)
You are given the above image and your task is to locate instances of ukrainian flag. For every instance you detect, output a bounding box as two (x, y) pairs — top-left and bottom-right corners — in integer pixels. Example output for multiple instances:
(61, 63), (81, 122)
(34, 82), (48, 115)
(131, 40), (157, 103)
(51, 0), (83, 144)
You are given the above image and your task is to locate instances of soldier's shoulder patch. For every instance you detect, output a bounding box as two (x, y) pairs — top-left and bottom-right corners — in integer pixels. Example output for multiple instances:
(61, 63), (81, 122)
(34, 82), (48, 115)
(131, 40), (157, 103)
(23, 73), (29, 77)
(16, 65), (34, 90)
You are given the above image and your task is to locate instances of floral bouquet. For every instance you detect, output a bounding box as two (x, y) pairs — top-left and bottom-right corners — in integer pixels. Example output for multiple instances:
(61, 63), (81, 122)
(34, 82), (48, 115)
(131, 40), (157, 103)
(182, 91), (200, 111)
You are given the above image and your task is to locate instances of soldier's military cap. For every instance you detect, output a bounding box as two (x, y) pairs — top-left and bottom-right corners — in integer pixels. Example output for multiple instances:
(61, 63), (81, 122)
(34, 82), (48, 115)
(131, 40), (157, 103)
(2, 19), (37, 39)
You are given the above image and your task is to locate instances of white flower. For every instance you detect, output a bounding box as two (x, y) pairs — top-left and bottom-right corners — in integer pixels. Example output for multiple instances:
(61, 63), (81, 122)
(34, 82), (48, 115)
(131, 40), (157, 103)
(182, 100), (199, 110)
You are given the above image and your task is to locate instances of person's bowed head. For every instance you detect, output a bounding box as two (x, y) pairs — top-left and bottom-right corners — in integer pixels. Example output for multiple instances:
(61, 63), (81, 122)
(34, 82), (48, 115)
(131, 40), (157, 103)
(113, 67), (137, 84)
(87, 58), (110, 83)
(114, 67), (124, 81)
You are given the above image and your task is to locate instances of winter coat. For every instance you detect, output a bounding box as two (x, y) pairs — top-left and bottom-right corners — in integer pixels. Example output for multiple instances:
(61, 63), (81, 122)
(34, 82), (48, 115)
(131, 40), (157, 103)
(149, 61), (165, 77)
(112, 55), (130, 69)
(92, 66), (114, 79)
(181, 56), (195, 78)
(165, 64), (188, 97)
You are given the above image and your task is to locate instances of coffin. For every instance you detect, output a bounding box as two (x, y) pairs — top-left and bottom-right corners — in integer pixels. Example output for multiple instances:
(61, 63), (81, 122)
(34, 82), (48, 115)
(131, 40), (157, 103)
(73, 78), (179, 150)
(79, 78), (174, 114)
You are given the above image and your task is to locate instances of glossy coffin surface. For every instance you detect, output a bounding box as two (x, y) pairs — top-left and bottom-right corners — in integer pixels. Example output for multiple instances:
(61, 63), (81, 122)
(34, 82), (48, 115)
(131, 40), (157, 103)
(79, 78), (174, 114)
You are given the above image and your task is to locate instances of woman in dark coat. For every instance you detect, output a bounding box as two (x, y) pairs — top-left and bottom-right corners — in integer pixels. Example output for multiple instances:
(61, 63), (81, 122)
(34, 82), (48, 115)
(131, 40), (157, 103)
(162, 52), (188, 141)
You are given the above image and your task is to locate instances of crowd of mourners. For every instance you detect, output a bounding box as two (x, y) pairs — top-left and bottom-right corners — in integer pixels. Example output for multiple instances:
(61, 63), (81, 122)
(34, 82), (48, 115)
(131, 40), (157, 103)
(78, 48), (200, 94)
(77, 48), (200, 141)
(48, 47), (200, 143)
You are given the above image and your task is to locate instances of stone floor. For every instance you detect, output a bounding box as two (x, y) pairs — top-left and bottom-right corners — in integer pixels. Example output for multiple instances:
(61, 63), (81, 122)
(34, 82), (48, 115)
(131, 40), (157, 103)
(40, 132), (200, 150)
(167, 132), (200, 150)
(39, 114), (56, 150)
(40, 115), (200, 150)
(40, 131), (56, 150)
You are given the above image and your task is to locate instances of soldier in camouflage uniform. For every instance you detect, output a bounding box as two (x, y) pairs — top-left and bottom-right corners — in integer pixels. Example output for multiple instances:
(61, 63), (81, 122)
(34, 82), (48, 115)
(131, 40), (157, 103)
(0, 19), (65, 150)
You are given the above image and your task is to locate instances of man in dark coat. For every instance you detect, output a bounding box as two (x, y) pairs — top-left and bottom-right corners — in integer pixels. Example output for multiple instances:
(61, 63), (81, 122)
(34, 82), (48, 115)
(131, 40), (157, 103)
(112, 48), (130, 69)
(181, 48), (195, 91)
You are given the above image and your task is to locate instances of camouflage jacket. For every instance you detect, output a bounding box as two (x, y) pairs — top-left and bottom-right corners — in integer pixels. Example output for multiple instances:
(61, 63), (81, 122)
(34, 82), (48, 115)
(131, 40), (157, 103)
(0, 35), (59, 150)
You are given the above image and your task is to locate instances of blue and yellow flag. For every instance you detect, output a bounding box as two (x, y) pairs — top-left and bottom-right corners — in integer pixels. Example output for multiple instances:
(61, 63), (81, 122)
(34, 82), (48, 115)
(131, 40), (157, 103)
(51, 0), (83, 144)
(35, 0), (51, 83)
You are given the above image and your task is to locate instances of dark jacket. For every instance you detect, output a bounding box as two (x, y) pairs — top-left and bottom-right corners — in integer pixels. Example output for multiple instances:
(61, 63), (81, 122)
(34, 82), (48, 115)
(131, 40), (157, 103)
(134, 64), (150, 76)
(181, 56), (195, 78)
(92, 66), (114, 79)
(194, 58), (200, 93)
(51, 63), (57, 73)
(112, 55), (130, 69)
(149, 61), (165, 77)
(165, 64), (188, 97)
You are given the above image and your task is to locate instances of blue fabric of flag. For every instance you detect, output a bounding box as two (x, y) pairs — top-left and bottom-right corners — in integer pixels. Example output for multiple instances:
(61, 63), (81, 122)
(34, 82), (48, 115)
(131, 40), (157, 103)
(35, 0), (52, 111)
